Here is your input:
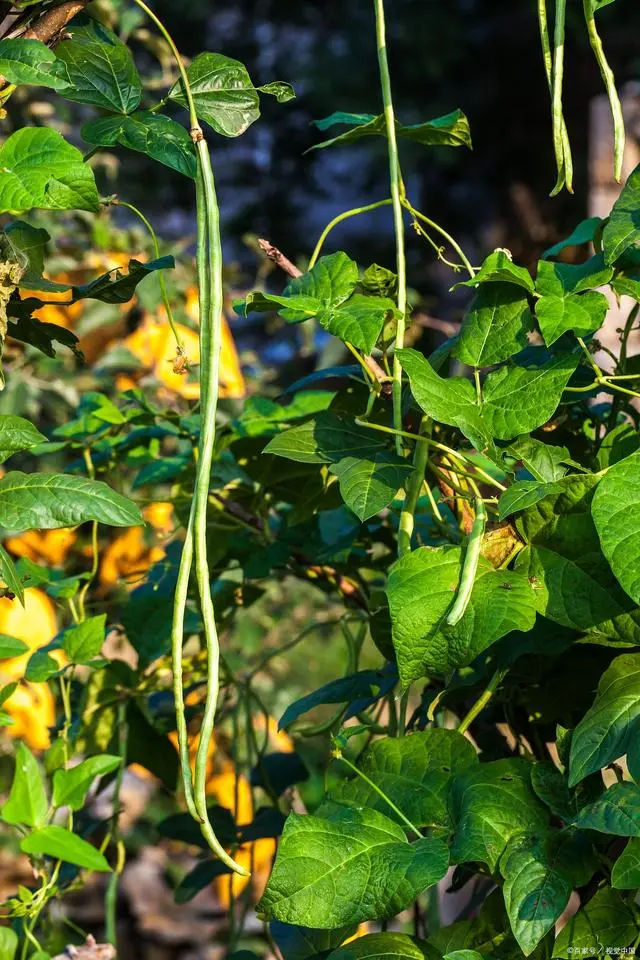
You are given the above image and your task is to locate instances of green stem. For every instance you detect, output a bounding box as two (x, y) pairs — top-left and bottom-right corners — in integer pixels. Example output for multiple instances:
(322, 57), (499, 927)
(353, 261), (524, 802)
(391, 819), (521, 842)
(457, 668), (507, 735)
(398, 416), (430, 557)
(116, 199), (183, 349)
(403, 201), (475, 278)
(374, 0), (407, 455)
(446, 499), (486, 626)
(309, 199), (393, 269)
(583, 0), (625, 183)
(336, 752), (424, 835)
(104, 701), (128, 947)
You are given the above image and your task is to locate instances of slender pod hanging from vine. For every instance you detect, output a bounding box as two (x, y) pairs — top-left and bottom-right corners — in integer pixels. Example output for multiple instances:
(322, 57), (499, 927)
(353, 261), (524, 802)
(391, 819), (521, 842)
(583, 0), (625, 183)
(538, 0), (573, 194)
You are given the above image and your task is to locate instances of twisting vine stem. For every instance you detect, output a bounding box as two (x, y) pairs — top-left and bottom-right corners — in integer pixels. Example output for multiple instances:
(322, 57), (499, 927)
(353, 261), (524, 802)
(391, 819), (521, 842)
(373, 0), (407, 455)
(130, 0), (247, 877)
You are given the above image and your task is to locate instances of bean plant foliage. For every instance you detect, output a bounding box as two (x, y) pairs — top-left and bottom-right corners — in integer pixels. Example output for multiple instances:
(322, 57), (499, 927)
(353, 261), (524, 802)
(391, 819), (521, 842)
(0, 0), (636, 958)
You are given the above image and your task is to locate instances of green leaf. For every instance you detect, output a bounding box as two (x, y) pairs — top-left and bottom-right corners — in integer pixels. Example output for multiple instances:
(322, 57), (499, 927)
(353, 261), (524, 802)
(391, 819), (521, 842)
(507, 435), (573, 482)
(501, 831), (585, 955)
(0, 472), (143, 530)
(174, 858), (232, 903)
(264, 412), (384, 464)
(0, 546), (24, 604)
(21, 825), (110, 872)
(170, 52), (270, 137)
(611, 837), (640, 888)
(257, 81), (296, 102)
(534, 257), (611, 345)
(498, 480), (565, 521)
(55, 16), (142, 113)
(286, 253), (358, 307)
(70, 256), (174, 304)
(0, 415), (46, 463)
(453, 283), (533, 368)
(552, 886), (637, 957)
(25, 648), (59, 682)
(542, 218), (602, 259)
(52, 754), (121, 811)
(449, 759), (550, 871)
(602, 162), (640, 264)
(387, 547), (537, 683)
(309, 109), (472, 152)
(81, 112), (197, 179)
(8, 315), (82, 361)
(270, 922), (358, 960)
(0, 128), (99, 215)
(572, 781), (640, 836)
(257, 806), (449, 927)
(398, 348), (578, 454)
(326, 934), (433, 960)
(515, 476), (640, 645)
(62, 614), (106, 663)
(332, 729), (477, 831)
(569, 653), (640, 786)
(0, 39), (70, 90)
(454, 249), (535, 293)
(318, 295), (397, 353)
(0, 928), (18, 960)
(1, 743), (48, 827)
(592, 449), (640, 604)
(330, 452), (412, 521)
(0, 636), (28, 658)
(279, 669), (395, 730)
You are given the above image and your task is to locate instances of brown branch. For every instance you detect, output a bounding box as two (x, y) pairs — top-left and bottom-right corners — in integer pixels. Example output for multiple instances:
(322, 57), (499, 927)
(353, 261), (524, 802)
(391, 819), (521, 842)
(22, 0), (89, 40)
(258, 237), (391, 394)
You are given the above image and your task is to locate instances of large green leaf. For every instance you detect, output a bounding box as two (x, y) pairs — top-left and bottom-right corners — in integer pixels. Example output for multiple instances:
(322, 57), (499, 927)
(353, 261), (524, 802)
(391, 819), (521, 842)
(257, 807), (449, 927)
(498, 480), (564, 521)
(332, 729), (477, 831)
(507, 435), (573, 482)
(286, 252), (358, 307)
(572, 781), (640, 836)
(569, 653), (640, 786)
(611, 838), (640, 888)
(592, 449), (640, 604)
(330, 453), (412, 521)
(0, 637), (28, 658)
(398, 348), (578, 454)
(279, 669), (396, 731)
(21, 825), (110, 872)
(0, 128), (99, 215)
(62, 614), (106, 663)
(602, 162), (640, 264)
(453, 283), (533, 368)
(449, 759), (550, 871)
(326, 934), (433, 960)
(264, 412), (384, 464)
(387, 547), (537, 683)
(81, 112), (197, 179)
(552, 886), (638, 957)
(454, 249), (535, 293)
(534, 255), (611, 345)
(0, 472), (142, 530)
(55, 16), (141, 113)
(515, 475), (640, 645)
(310, 109), (471, 151)
(501, 831), (587, 955)
(1, 743), (48, 827)
(0, 416), (45, 463)
(170, 53), (292, 137)
(542, 218), (602, 259)
(0, 927), (18, 960)
(0, 39), (70, 90)
(318, 295), (397, 353)
(52, 754), (121, 811)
